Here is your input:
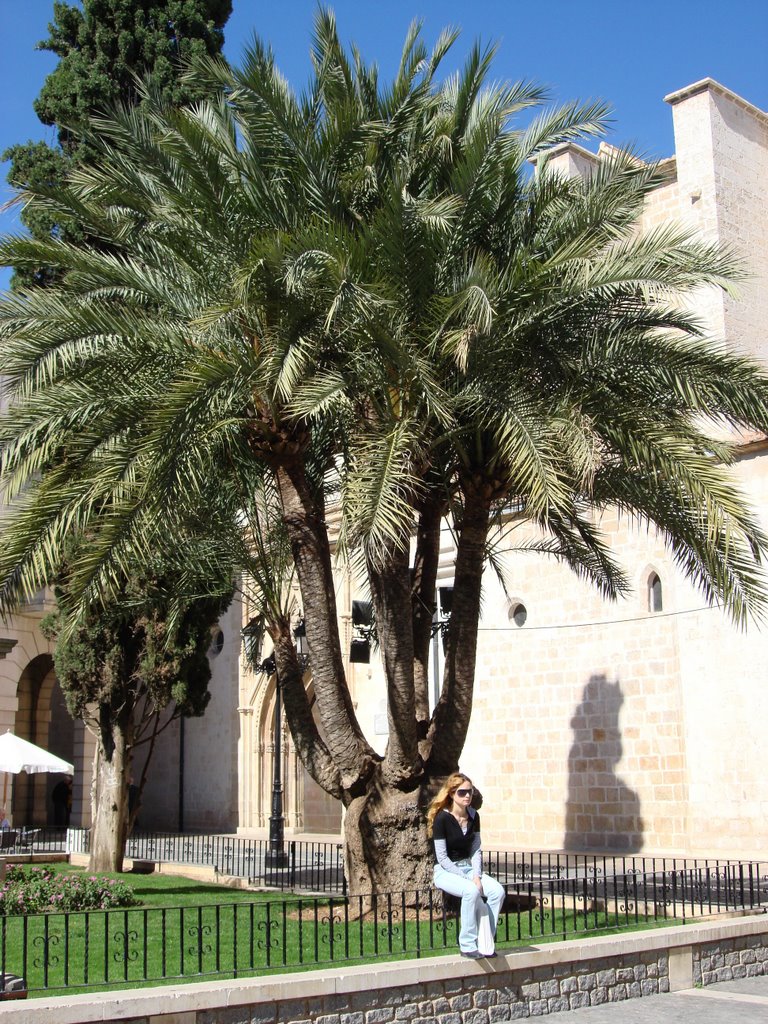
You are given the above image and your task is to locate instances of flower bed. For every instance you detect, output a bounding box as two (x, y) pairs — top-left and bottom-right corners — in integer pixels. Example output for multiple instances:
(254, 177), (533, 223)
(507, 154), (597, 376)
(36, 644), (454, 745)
(0, 865), (138, 914)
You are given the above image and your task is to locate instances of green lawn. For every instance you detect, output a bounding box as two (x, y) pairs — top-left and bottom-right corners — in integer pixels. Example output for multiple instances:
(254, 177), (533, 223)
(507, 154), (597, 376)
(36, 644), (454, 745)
(2, 865), (683, 997)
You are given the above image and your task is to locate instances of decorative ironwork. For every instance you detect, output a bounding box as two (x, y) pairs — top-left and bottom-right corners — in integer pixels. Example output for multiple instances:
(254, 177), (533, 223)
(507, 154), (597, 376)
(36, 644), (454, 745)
(113, 929), (139, 963)
(187, 923), (213, 958)
(378, 904), (403, 944)
(255, 916), (280, 952)
(319, 908), (346, 949)
(32, 932), (60, 970)
(4, 862), (767, 996)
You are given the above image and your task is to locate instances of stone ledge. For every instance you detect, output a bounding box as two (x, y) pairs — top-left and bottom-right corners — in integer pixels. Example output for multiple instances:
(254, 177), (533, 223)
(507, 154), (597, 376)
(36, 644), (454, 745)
(664, 77), (768, 124)
(68, 854), (259, 891)
(5, 911), (766, 1024)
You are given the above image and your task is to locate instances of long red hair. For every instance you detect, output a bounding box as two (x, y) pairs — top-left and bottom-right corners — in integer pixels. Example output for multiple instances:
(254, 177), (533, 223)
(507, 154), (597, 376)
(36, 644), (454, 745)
(426, 772), (472, 836)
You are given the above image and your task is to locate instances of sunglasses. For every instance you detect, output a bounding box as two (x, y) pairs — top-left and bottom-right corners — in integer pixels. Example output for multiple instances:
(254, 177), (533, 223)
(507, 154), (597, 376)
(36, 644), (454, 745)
(455, 788), (473, 797)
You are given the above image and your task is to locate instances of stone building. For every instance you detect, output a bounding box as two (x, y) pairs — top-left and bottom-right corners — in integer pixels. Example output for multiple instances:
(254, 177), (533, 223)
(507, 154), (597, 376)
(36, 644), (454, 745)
(1, 78), (766, 857)
(450, 79), (768, 857)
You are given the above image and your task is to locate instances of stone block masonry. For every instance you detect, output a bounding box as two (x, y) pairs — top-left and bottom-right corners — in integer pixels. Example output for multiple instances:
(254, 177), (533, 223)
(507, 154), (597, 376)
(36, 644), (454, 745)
(7, 914), (768, 1024)
(695, 931), (768, 986)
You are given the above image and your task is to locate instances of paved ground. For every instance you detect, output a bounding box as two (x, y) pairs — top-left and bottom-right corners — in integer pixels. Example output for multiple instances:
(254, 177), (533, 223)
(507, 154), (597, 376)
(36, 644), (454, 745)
(546, 976), (768, 1022)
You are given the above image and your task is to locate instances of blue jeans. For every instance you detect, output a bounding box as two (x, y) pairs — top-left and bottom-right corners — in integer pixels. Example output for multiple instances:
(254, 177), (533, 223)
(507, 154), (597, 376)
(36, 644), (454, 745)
(433, 862), (506, 952)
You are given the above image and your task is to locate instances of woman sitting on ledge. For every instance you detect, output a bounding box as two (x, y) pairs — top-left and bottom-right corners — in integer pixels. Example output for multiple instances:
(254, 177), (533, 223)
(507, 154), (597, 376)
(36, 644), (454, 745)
(427, 772), (505, 958)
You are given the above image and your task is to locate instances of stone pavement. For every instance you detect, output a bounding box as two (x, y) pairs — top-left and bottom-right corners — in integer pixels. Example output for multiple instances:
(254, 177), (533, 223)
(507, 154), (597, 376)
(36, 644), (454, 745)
(546, 975), (768, 1022)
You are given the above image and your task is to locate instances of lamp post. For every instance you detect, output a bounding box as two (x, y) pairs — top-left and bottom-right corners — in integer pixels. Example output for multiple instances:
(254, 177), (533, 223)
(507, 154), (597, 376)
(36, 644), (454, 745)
(262, 654), (287, 868)
(264, 618), (309, 869)
(242, 615), (286, 867)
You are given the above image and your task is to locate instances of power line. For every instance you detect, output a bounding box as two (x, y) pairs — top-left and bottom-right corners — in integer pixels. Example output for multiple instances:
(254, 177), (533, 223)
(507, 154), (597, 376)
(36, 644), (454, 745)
(478, 603), (723, 632)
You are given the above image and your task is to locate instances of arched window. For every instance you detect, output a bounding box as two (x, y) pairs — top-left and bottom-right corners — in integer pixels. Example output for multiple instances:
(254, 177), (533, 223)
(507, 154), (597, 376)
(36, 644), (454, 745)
(509, 602), (528, 627)
(647, 572), (663, 613)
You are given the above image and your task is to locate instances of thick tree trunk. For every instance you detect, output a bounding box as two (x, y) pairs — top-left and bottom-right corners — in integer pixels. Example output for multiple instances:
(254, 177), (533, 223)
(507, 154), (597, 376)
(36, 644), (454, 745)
(274, 458), (378, 791)
(89, 707), (132, 873)
(343, 766), (436, 899)
(271, 623), (342, 796)
(263, 444), (492, 897)
(427, 482), (491, 775)
(368, 541), (419, 784)
(272, 468), (493, 895)
(411, 493), (444, 741)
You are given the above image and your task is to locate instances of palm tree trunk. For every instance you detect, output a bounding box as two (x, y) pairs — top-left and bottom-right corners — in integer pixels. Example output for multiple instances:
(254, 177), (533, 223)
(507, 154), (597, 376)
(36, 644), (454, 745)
(274, 459), (378, 789)
(369, 541), (419, 783)
(343, 766), (435, 898)
(411, 493), (444, 741)
(427, 481), (491, 775)
(271, 624), (342, 796)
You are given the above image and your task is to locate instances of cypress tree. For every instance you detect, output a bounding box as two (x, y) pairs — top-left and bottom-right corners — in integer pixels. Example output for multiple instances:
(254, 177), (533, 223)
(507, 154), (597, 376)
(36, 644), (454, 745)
(41, 551), (232, 871)
(4, 0), (232, 288)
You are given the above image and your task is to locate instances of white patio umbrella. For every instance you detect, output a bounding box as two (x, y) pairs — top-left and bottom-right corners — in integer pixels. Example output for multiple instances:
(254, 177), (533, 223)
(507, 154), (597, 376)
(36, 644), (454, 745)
(0, 731), (74, 808)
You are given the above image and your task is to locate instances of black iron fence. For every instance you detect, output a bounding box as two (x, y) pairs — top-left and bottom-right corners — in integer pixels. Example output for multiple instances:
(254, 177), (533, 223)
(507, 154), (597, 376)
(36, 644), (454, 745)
(0, 827), (70, 856)
(68, 830), (348, 892)
(2, 863), (765, 996)
(59, 829), (768, 904)
(9, 829), (768, 914)
(485, 850), (768, 904)
(124, 834), (346, 892)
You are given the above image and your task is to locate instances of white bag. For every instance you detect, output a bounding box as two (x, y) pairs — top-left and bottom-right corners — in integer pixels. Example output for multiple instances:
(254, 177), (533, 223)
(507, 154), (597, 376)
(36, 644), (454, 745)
(476, 898), (495, 956)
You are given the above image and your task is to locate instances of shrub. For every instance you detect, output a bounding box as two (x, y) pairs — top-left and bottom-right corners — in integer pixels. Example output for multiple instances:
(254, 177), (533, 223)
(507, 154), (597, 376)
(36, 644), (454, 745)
(0, 866), (138, 915)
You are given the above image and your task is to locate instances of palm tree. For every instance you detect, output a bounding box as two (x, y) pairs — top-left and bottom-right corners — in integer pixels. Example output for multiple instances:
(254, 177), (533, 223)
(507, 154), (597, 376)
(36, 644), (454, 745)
(2, 10), (768, 894)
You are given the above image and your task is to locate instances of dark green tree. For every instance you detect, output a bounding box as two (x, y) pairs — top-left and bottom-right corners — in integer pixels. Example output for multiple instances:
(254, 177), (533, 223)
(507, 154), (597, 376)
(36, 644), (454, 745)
(4, 0), (232, 288)
(1, 142), (81, 289)
(42, 551), (232, 872)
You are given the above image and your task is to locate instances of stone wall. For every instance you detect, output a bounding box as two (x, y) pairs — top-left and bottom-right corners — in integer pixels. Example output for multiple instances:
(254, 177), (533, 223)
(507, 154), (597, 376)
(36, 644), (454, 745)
(434, 79), (768, 860)
(202, 950), (670, 1024)
(134, 599), (243, 833)
(694, 931), (768, 986)
(8, 914), (767, 1024)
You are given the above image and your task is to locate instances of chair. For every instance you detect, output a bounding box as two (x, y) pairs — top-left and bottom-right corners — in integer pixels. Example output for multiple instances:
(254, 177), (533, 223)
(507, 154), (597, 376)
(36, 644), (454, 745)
(0, 974), (27, 1000)
(17, 829), (40, 849)
(0, 831), (17, 851)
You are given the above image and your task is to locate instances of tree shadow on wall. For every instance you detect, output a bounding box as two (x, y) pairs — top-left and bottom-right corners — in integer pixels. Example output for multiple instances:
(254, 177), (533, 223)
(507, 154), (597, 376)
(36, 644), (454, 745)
(563, 675), (644, 852)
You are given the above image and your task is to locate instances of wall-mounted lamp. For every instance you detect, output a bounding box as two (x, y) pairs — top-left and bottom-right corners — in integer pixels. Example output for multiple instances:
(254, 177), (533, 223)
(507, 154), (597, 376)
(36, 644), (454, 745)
(350, 600), (375, 664)
(293, 617), (310, 670)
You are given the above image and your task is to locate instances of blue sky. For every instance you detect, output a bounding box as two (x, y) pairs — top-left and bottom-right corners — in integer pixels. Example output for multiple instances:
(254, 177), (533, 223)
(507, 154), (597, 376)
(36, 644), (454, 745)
(1, 0), (767, 291)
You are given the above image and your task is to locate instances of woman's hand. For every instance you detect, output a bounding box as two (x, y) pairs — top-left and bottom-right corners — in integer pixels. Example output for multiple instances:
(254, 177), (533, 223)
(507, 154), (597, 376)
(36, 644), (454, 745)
(473, 876), (485, 898)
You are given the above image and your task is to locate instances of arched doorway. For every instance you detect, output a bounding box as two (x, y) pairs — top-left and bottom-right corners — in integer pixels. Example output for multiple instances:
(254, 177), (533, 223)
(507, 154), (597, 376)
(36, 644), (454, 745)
(14, 655), (86, 826)
(251, 676), (341, 835)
